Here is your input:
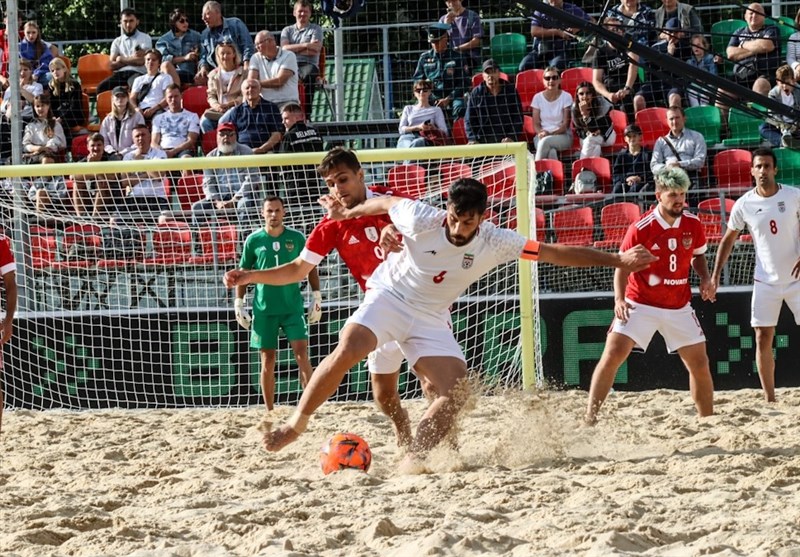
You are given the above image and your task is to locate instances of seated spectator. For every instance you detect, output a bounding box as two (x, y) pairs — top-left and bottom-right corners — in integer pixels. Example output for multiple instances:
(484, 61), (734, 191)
(412, 24), (470, 120)
(655, 0), (703, 35)
(612, 123), (652, 198)
(219, 79), (283, 154)
(97, 8), (152, 94)
(249, 30), (299, 108)
(606, 0), (655, 47)
(439, 0), (482, 71)
(519, 0), (593, 72)
(465, 59), (523, 145)
(760, 65), (800, 148)
(100, 86), (145, 160)
(48, 57), (85, 140)
(726, 3), (779, 96)
(28, 156), (70, 215)
(0, 59), (43, 122)
(20, 21), (54, 86)
(531, 67), (572, 161)
(650, 105), (706, 202)
(280, 0), (324, 114)
(191, 121), (262, 227)
(151, 84), (200, 159)
(397, 79), (448, 148)
(22, 95), (66, 164)
(592, 18), (639, 116)
(130, 49), (175, 123)
(196, 1), (255, 86)
(786, 7), (800, 81)
(72, 133), (119, 217)
(156, 8), (202, 86)
(278, 103), (324, 207)
(572, 81), (615, 159)
(634, 18), (690, 113)
(119, 125), (170, 218)
(200, 41), (246, 133)
(685, 34), (719, 107)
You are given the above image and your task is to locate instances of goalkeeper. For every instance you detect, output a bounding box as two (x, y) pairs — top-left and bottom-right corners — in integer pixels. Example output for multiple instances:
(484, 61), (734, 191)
(235, 195), (322, 412)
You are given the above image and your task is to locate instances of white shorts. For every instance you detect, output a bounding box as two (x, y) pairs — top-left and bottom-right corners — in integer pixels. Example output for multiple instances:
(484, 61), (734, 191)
(751, 280), (800, 327)
(348, 289), (465, 369)
(611, 299), (705, 353)
(368, 341), (405, 375)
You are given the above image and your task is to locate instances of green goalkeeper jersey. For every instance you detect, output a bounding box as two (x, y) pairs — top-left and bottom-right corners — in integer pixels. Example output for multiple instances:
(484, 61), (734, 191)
(239, 227), (306, 316)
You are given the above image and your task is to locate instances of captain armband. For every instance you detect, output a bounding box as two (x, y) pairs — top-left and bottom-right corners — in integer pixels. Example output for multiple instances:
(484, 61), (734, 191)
(521, 239), (541, 261)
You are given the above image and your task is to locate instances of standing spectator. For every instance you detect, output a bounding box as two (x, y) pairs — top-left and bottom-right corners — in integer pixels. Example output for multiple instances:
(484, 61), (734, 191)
(786, 7), (800, 81)
(439, 0), (482, 71)
(634, 18), (691, 113)
(0, 232), (17, 439)
(100, 86), (145, 160)
(130, 50), (175, 123)
(397, 79), (448, 148)
(200, 41), (245, 133)
(20, 21), (53, 86)
(592, 17), (639, 117)
(654, 0), (703, 35)
(120, 125), (170, 218)
(157, 8), (202, 86)
(518, 0), (593, 72)
(612, 123), (652, 198)
(465, 59), (523, 145)
(196, 1), (254, 85)
(236, 195), (320, 412)
(572, 81), (615, 159)
(727, 2), (780, 96)
(685, 34), (719, 107)
(760, 65), (800, 148)
(280, 0), (324, 116)
(22, 95), (66, 164)
(412, 24), (470, 120)
(191, 122), (262, 227)
(151, 84), (201, 159)
(219, 79), (283, 154)
(650, 105), (707, 201)
(97, 8), (152, 94)
(607, 0), (655, 47)
(72, 133), (119, 217)
(531, 67), (572, 161)
(48, 57), (85, 140)
(278, 103), (324, 208)
(249, 30), (299, 108)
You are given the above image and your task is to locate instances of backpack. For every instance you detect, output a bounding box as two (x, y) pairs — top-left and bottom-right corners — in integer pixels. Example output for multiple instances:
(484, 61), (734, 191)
(571, 169), (597, 194)
(102, 227), (145, 260)
(534, 170), (554, 196)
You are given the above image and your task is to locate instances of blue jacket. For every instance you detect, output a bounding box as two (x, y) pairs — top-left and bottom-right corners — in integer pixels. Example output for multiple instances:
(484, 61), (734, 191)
(156, 29), (202, 75)
(20, 40), (53, 80)
(199, 17), (255, 69)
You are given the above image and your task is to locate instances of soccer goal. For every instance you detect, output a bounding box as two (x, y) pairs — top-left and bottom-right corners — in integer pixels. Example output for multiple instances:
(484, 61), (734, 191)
(0, 143), (541, 411)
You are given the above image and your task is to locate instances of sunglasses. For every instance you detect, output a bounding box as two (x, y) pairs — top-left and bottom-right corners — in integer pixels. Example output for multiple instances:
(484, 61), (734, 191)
(177, 17), (188, 23)
(415, 88), (431, 93)
(544, 75), (560, 81)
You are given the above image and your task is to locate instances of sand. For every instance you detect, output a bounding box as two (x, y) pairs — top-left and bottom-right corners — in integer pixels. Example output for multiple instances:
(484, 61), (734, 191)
(2, 388), (800, 557)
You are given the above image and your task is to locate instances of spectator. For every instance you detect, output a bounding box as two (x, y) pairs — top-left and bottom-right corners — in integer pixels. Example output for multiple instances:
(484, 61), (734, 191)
(634, 18), (691, 113)
(531, 67), (572, 161)
(412, 24), (470, 120)
(20, 21), (53, 86)
(439, 0), (482, 71)
(100, 85), (145, 160)
(654, 0), (703, 34)
(0, 59), (43, 122)
(727, 2), (780, 96)
(280, 0), (324, 116)
(72, 133), (119, 217)
(786, 7), (800, 81)
(191, 121), (262, 227)
(120, 125), (170, 218)
(518, 0), (593, 72)
(196, 1), (254, 85)
(572, 81), (615, 159)
(397, 79), (448, 148)
(156, 8), (202, 86)
(592, 17), (639, 116)
(130, 49), (175, 123)
(200, 41), (245, 133)
(219, 79), (283, 154)
(606, 0), (655, 47)
(249, 30), (299, 108)
(22, 95), (66, 164)
(97, 8), (152, 94)
(278, 103), (324, 208)
(48, 57), (85, 139)
(760, 65), (800, 148)
(650, 105), (706, 201)
(685, 33), (719, 107)
(28, 157), (70, 215)
(465, 59), (523, 145)
(612, 123), (652, 199)
(151, 84), (201, 159)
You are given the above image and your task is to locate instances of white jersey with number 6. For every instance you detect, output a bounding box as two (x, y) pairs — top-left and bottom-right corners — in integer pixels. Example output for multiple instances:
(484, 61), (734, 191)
(728, 185), (800, 285)
(366, 199), (527, 315)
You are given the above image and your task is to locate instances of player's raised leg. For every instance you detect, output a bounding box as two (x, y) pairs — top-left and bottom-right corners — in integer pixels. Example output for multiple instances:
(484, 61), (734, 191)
(754, 326), (776, 402)
(677, 342), (714, 416)
(584, 332), (636, 425)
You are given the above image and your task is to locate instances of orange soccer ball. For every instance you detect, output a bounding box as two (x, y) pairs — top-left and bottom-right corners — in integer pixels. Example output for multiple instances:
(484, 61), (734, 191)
(319, 433), (372, 475)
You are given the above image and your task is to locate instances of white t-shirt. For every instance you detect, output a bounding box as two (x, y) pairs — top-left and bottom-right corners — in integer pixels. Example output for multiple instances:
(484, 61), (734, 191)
(532, 90), (573, 133)
(123, 147), (168, 198)
(728, 185), (800, 284)
(248, 48), (299, 106)
(366, 199), (527, 315)
(131, 73), (173, 110)
(152, 109), (200, 149)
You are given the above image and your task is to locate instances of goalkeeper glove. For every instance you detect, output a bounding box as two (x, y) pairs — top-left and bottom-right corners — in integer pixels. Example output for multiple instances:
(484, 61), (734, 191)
(234, 298), (251, 329)
(307, 291), (323, 324)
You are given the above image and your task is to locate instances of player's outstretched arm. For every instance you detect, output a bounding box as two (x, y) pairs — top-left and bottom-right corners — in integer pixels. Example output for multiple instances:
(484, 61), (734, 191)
(223, 258), (317, 288)
(319, 194), (404, 221)
(535, 243), (656, 272)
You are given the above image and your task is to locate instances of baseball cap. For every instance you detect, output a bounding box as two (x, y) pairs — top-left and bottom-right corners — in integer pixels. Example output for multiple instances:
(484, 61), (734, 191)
(665, 18), (682, 30)
(624, 124), (643, 136)
(481, 59), (500, 72)
(217, 122), (237, 133)
(112, 85), (128, 96)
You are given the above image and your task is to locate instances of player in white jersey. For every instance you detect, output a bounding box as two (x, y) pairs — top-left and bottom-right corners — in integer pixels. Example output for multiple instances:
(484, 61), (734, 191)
(261, 177), (657, 463)
(711, 148), (800, 402)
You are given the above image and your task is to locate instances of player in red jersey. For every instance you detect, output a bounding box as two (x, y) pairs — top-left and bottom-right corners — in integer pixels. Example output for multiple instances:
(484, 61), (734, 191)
(584, 166), (715, 425)
(0, 233), (17, 437)
(224, 147), (419, 446)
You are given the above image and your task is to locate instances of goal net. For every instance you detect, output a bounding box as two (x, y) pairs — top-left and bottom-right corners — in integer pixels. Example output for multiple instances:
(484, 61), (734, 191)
(0, 143), (541, 411)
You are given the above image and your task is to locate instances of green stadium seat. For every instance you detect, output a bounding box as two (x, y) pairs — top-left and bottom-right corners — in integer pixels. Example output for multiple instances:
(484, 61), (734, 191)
(723, 106), (765, 148)
(774, 148), (800, 186)
(685, 105), (722, 146)
(711, 19), (745, 77)
(490, 33), (528, 76)
(311, 58), (382, 123)
(766, 16), (795, 58)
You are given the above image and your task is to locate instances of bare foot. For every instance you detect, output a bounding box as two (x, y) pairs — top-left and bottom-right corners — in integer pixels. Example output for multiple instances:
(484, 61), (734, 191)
(263, 423), (300, 452)
(393, 408), (413, 448)
(583, 413), (598, 427)
(398, 453), (428, 475)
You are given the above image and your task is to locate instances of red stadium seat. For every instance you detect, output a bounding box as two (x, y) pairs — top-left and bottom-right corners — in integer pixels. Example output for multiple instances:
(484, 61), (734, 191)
(77, 53), (112, 97)
(438, 162), (472, 196)
(606, 109), (628, 153)
(567, 157), (612, 203)
(553, 207), (594, 245)
(560, 67), (593, 98)
(191, 225), (238, 265)
(697, 198), (736, 243)
(176, 173), (205, 211)
(533, 207), (546, 240)
(202, 131), (217, 154)
(713, 149), (752, 196)
(515, 69), (545, 112)
(478, 161), (516, 200)
(181, 86), (210, 117)
(534, 158), (565, 206)
(635, 107), (669, 150)
(387, 164), (427, 199)
(452, 118), (468, 145)
(594, 202), (640, 249)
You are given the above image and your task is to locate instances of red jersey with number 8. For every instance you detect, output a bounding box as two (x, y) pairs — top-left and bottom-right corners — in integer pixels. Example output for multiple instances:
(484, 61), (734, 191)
(620, 208), (707, 309)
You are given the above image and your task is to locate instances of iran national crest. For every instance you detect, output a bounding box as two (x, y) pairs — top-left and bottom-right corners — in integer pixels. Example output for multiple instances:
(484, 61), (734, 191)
(365, 226), (379, 242)
(462, 253), (474, 269)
